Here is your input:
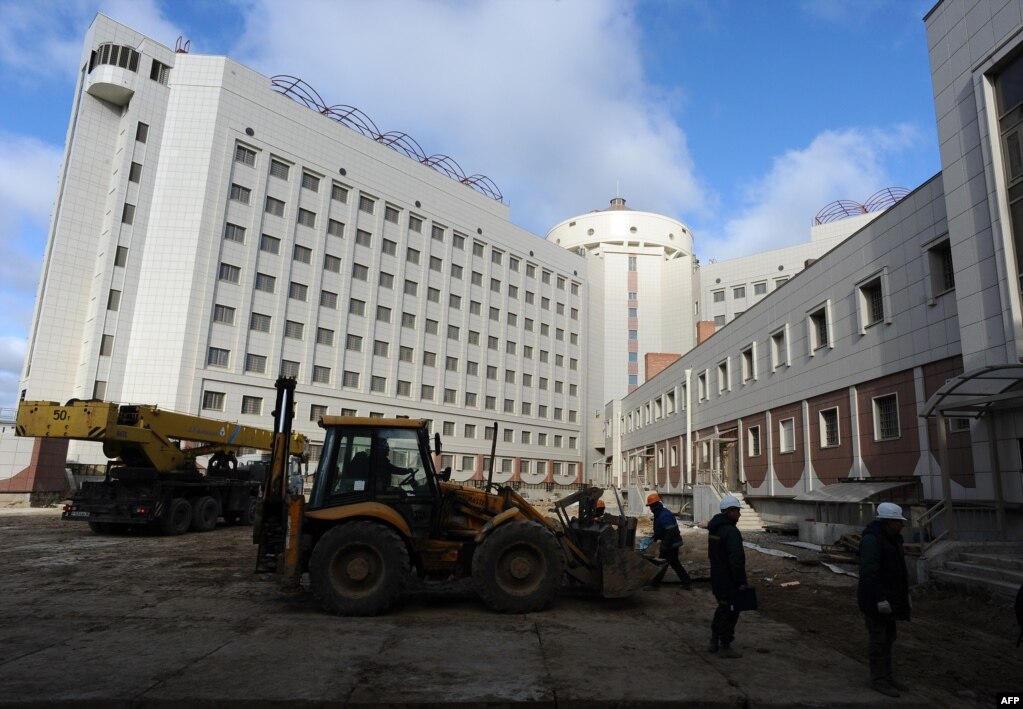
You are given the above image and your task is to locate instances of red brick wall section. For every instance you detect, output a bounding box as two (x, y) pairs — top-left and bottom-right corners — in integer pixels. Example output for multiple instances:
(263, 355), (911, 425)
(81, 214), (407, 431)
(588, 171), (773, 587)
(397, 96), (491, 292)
(921, 357), (975, 488)
(645, 353), (681, 382)
(696, 321), (715, 345)
(771, 402), (805, 489)
(0, 439), (69, 494)
(857, 371), (920, 479)
(807, 389), (854, 485)
(741, 413), (769, 488)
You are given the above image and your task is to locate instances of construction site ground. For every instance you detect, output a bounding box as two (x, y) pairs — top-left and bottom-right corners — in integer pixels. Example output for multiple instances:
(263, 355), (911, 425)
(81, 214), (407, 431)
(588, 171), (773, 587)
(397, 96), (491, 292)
(1, 507), (1020, 708)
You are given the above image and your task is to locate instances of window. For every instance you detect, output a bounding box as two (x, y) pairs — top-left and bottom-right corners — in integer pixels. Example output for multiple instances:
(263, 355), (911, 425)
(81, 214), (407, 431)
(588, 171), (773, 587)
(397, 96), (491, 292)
(471, 271), (483, 286)
(269, 159), (290, 180)
(697, 371), (707, 400)
(491, 278), (501, 293)
(399, 346), (414, 363)
(106, 289), (121, 311)
(779, 418), (795, 453)
(717, 360), (729, 393)
(212, 304), (235, 325)
(741, 345), (755, 383)
(250, 312), (271, 332)
(356, 230), (372, 247)
(289, 282), (308, 301)
(376, 305), (391, 323)
(222, 223), (246, 243)
(280, 360), (300, 378)
(121, 203), (135, 225)
(859, 276), (885, 328)
(713, 290), (725, 303)
(384, 205), (400, 223)
(265, 196), (285, 217)
(397, 380), (412, 397)
(402, 312), (416, 328)
(207, 347), (230, 367)
(245, 353), (267, 373)
(295, 171), (319, 192)
(873, 394), (900, 441)
(473, 241), (485, 257)
(331, 183), (348, 202)
(444, 388), (456, 404)
(927, 239), (955, 296)
(375, 340), (390, 357)
(293, 244), (312, 264)
(149, 59), (170, 84)
(352, 263), (369, 281)
(259, 234), (280, 255)
(747, 426), (761, 457)
(229, 183), (249, 203)
(379, 272), (394, 289)
(316, 328), (334, 346)
(421, 384), (434, 400)
(733, 286), (746, 299)
(808, 305), (830, 352)
(114, 246), (128, 267)
(218, 263), (240, 284)
(489, 306), (500, 322)
(453, 233), (466, 250)
(320, 290), (338, 309)
(285, 320), (304, 339)
(426, 319), (439, 334)
(820, 408), (840, 447)
(297, 209), (316, 228)
(128, 162), (142, 183)
(343, 370), (361, 388)
(771, 326), (788, 370)
(202, 391), (225, 411)
(99, 334), (114, 356)
(469, 300), (481, 315)
(382, 239), (397, 256)
(776, 276), (789, 287)
(404, 280), (419, 297)
(409, 215), (423, 233)
(234, 144), (255, 165)
(754, 281), (767, 296)
(349, 298), (366, 316)
(446, 356), (458, 372)
(406, 248), (420, 265)
(324, 254), (342, 273)
(327, 219), (345, 238)
(312, 366), (331, 384)
(346, 334), (363, 351)
(310, 404), (328, 421)
(466, 361), (479, 375)
(358, 195), (375, 214)
(628, 256), (637, 271)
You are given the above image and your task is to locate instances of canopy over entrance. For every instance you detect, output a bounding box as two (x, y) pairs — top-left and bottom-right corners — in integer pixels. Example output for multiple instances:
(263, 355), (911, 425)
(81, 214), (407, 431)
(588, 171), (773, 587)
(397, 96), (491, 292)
(922, 364), (1023, 419)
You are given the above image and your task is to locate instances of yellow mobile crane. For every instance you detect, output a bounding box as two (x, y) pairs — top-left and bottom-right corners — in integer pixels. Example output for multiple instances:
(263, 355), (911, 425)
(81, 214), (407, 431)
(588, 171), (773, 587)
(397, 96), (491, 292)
(255, 378), (657, 615)
(16, 398), (307, 535)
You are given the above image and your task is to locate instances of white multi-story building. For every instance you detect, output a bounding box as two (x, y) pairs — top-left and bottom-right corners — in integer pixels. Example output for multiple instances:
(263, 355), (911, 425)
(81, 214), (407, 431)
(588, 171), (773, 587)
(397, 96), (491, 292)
(14, 14), (587, 492)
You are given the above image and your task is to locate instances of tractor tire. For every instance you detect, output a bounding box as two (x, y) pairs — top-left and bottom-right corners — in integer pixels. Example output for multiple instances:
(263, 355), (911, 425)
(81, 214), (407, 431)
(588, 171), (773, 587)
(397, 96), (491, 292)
(309, 522), (409, 616)
(190, 496), (219, 532)
(160, 498), (192, 536)
(471, 520), (565, 613)
(227, 496), (257, 525)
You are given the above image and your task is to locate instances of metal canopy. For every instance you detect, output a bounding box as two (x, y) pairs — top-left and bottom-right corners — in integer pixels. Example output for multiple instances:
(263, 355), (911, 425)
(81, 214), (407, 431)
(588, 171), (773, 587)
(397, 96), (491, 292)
(921, 364), (1023, 419)
(793, 481), (914, 503)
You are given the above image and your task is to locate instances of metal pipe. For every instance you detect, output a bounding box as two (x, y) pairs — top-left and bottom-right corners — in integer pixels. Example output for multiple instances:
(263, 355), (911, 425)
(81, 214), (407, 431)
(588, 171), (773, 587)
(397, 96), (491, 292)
(985, 415), (1007, 541)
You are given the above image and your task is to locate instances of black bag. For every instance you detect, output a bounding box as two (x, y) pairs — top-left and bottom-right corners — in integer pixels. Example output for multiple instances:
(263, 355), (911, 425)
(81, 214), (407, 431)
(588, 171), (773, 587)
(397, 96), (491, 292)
(731, 587), (758, 612)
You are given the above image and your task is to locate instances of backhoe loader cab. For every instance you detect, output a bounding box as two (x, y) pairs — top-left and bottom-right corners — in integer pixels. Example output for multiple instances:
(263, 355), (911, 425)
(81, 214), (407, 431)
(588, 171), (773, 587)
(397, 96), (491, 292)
(257, 380), (658, 617)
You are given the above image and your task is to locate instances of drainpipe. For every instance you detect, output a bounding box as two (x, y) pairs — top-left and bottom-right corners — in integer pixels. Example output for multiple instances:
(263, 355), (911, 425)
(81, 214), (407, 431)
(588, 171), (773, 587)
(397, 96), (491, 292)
(937, 412), (956, 541)
(985, 415), (1007, 541)
(685, 368), (692, 484)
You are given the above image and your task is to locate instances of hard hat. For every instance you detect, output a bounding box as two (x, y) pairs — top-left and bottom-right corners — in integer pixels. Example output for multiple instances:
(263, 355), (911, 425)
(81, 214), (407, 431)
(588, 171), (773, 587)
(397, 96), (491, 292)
(720, 495), (741, 511)
(876, 502), (906, 521)
(646, 492), (661, 506)
(595, 499), (606, 510)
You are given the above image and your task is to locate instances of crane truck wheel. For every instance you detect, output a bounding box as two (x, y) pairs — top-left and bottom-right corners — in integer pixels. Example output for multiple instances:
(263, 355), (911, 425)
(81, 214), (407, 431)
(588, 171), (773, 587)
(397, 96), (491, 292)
(190, 496), (219, 532)
(471, 520), (565, 613)
(160, 498), (192, 536)
(309, 522), (409, 616)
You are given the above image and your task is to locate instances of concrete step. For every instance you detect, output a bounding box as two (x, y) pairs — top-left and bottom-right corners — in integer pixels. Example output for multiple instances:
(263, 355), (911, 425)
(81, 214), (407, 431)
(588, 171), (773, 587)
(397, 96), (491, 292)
(930, 568), (1021, 599)
(959, 552), (1023, 572)
(944, 560), (1023, 585)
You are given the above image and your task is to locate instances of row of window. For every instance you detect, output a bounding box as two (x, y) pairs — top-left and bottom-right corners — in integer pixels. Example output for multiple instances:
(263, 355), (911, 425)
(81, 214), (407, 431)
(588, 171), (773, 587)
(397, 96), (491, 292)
(626, 241), (956, 433)
(88, 43), (170, 85)
(232, 142), (581, 293)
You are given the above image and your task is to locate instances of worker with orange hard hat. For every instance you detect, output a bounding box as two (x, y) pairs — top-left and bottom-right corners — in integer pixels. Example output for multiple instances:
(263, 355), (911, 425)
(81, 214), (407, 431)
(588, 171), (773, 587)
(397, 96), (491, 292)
(646, 492), (692, 590)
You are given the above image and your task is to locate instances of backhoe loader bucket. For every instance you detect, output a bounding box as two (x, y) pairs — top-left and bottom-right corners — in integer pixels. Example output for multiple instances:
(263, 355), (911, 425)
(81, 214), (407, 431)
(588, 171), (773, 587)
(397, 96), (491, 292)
(598, 534), (661, 598)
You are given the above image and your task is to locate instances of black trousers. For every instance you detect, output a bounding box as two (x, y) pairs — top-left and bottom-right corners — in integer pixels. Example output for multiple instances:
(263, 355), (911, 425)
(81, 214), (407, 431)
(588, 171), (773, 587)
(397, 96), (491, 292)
(864, 614), (897, 681)
(711, 598), (740, 646)
(652, 545), (691, 585)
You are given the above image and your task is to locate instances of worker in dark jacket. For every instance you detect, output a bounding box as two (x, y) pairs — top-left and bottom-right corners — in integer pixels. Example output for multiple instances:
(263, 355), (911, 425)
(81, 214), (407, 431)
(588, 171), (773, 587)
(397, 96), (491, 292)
(646, 493), (692, 589)
(707, 495), (747, 659)
(858, 502), (911, 698)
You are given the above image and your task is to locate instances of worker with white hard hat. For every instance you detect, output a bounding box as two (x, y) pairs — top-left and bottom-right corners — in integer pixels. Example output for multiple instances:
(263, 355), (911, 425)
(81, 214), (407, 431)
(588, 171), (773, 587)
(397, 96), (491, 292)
(857, 502), (911, 698)
(707, 495), (748, 659)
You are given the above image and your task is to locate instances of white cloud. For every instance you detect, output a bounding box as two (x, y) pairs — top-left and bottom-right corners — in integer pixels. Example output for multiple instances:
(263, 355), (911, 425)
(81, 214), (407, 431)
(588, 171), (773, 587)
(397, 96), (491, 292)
(232, 0), (707, 235)
(0, 336), (26, 412)
(699, 125), (921, 261)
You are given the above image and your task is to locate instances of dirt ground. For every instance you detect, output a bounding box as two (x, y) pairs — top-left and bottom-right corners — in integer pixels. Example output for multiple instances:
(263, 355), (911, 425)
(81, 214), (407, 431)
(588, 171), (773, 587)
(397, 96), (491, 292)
(1, 507), (1020, 707)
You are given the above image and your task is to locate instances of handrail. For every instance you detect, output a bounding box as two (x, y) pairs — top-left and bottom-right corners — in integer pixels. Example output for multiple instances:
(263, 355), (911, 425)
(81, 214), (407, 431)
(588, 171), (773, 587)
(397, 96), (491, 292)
(917, 499), (1001, 554)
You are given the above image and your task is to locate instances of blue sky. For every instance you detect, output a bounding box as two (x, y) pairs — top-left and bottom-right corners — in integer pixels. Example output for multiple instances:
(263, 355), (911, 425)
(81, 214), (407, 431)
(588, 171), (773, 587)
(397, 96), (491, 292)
(0, 0), (940, 409)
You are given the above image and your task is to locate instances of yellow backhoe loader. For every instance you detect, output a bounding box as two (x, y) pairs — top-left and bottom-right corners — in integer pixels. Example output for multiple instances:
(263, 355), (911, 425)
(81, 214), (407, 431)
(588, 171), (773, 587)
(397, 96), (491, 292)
(255, 378), (658, 614)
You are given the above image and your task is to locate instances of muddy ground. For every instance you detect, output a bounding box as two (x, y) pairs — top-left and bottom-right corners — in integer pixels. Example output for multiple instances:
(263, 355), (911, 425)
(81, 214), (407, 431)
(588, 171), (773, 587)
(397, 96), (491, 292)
(0, 508), (1020, 707)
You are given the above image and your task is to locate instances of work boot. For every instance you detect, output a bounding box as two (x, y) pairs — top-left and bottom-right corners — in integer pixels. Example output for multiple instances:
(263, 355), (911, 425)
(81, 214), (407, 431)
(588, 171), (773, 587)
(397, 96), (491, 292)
(707, 635), (719, 653)
(717, 645), (743, 659)
(870, 679), (900, 698)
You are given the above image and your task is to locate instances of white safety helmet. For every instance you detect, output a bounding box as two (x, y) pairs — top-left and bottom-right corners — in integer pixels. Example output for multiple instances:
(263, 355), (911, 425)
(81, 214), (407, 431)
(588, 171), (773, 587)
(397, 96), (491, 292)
(876, 502), (906, 521)
(720, 495), (741, 511)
